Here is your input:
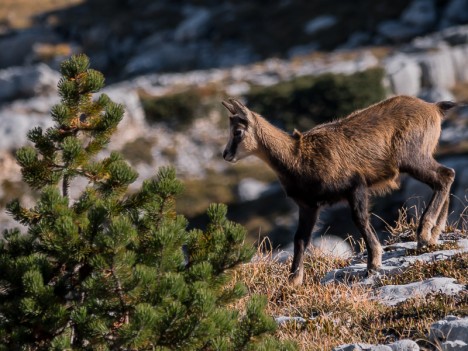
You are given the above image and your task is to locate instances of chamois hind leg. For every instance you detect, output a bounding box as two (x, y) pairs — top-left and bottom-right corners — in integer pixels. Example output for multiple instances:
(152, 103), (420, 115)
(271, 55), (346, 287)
(430, 196), (450, 243)
(348, 184), (382, 273)
(289, 206), (319, 286)
(403, 161), (455, 247)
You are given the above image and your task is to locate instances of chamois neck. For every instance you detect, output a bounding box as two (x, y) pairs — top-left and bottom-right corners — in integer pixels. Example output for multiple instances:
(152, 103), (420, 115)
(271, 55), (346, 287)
(253, 115), (299, 174)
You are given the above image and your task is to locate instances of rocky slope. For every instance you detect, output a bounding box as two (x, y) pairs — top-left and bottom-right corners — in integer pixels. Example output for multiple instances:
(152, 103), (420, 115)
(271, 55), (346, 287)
(329, 237), (468, 351)
(1, 0), (468, 78)
(0, 1), (467, 245)
(1, 26), (468, 241)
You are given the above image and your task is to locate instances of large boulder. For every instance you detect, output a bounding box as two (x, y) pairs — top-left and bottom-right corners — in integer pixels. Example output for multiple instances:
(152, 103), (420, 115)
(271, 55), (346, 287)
(416, 48), (457, 89)
(0, 95), (57, 150)
(430, 316), (468, 351)
(376, 278), (464, 306)
(441, 0), (468, 28)
(101, 85), (148, 149)
(174, 6), (212, 42)
(0, 28), (60, 69)
(450, 44), (468, 82)
(384, 54), (422, 97)
(377, 0), (437, 42)
(401, 0), (437, 29)
(0, 64), (60, 103)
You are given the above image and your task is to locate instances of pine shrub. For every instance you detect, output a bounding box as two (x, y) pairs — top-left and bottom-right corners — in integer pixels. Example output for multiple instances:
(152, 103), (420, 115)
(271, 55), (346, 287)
(0, 54), (296, 351)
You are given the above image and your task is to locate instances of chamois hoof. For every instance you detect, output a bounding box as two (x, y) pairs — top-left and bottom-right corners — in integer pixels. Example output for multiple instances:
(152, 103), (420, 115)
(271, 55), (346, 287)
(288, 271), (304, 286)
(417, 239), (431, 250)
(365, 267), (382, 278)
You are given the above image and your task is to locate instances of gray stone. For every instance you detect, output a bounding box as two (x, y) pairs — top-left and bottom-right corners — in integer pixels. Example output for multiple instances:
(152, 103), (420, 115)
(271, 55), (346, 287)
(372, 347), (393, 351)
(275, 316), (306, 325)
(124, 42), (199, 75)
(333, 344), (395, 351)
(237, 178), (270, 202)
(443, 0), (468, 25)
(340, 31), (372, 49)
(379, 0), (436, 42)
(287, 42), (320, 58)
(388, 339), (420, 351)
(333, 343), (375, 351)
(410, 25), (468, 48)
(0, 111), (54, 150)
(174, 6), (212, 42)
(450, 44), (468, 82)
(429, 317), (468, 350)
(102, 86), (148, 149)
(304, 15), (337, 35)
(378, 21), (423, 42)
(375, 278), (464, 306)
(384, 54), (421, 96)
(312, 235), (353, 258)
(401, 0), (437, 29)
(0, 64), (60, 102)
(418, 88), (455, 102)
(0, 28), (60, 69)
(430, 316), (468, 350)
(322, 239), (468, 285)
(417, 49), (457, 89)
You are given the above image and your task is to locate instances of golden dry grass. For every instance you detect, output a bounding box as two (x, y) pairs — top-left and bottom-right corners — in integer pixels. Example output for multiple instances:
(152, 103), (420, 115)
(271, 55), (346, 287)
(230, 239), (467, 351)
(0, 0), (83, 29)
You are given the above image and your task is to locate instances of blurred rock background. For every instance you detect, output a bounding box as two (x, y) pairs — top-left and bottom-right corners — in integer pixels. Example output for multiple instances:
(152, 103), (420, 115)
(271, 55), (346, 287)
(0, 0), (467, 250)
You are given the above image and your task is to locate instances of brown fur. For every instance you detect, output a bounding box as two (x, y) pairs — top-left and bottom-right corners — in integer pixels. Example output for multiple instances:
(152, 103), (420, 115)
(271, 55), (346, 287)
(222, 96), (456, 285)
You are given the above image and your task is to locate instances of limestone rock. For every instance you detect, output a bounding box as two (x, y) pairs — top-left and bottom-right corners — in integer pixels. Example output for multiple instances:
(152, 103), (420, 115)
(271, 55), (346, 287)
(388, 340), (420, 351)
(0, 28), (60, 69)
(384, 54), (421, 96)
(430, 316), (468, 351)
(304, 15), (337, 35)
(417, 49), (457, 89)
(375, 278), (464, 306)
(0, 64), (60, 102)
(401, 0), (437, 29)
(237, 178), (270, 202)
(442, 0), (468, 27)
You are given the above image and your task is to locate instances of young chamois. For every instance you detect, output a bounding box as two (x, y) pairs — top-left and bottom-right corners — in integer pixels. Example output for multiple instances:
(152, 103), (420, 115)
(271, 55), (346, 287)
(222, 96), (456, 286)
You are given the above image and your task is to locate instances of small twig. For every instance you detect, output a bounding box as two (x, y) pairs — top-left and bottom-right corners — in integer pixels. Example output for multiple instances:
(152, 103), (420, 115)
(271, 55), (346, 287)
(63, 174), (69, 198)
(110, 264), (129, 325)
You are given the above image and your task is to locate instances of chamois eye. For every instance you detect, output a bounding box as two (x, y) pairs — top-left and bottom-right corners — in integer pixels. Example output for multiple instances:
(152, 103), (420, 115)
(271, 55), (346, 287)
(233, 130), (244, 138)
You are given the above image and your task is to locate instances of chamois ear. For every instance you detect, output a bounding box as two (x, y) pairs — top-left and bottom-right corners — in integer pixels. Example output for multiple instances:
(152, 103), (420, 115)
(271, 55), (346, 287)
(221, 100), (236, 115)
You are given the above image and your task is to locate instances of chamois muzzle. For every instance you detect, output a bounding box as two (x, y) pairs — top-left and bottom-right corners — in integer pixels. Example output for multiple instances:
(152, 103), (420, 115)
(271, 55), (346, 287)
(222, 149), (236, 162)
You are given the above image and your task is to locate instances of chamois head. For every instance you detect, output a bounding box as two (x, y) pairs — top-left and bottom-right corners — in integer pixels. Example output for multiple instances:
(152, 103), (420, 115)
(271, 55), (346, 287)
(222, 98), (259, 163)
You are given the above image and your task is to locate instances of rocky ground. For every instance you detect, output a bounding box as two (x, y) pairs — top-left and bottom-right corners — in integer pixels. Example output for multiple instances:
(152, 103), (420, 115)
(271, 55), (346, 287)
(233, 230), (468, 350)
(329, 237), (468, 351)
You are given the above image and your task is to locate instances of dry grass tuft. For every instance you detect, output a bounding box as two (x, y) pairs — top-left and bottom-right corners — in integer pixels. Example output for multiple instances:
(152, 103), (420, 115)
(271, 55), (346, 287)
(404, 241), (461, 256)
(383, 206), (420, 245)
(378, 252), (468, 287)
(0, 0), (83, 29)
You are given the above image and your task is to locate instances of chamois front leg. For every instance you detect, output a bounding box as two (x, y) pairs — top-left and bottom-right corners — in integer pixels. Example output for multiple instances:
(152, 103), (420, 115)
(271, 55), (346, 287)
(348, 184), (382, 273)
(289, 206), (319, 286)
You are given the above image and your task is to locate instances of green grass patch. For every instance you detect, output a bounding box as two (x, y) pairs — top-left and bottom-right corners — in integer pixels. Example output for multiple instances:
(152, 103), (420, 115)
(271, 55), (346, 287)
(246, 68), (386, 131)
(140, 86), (225, 130)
